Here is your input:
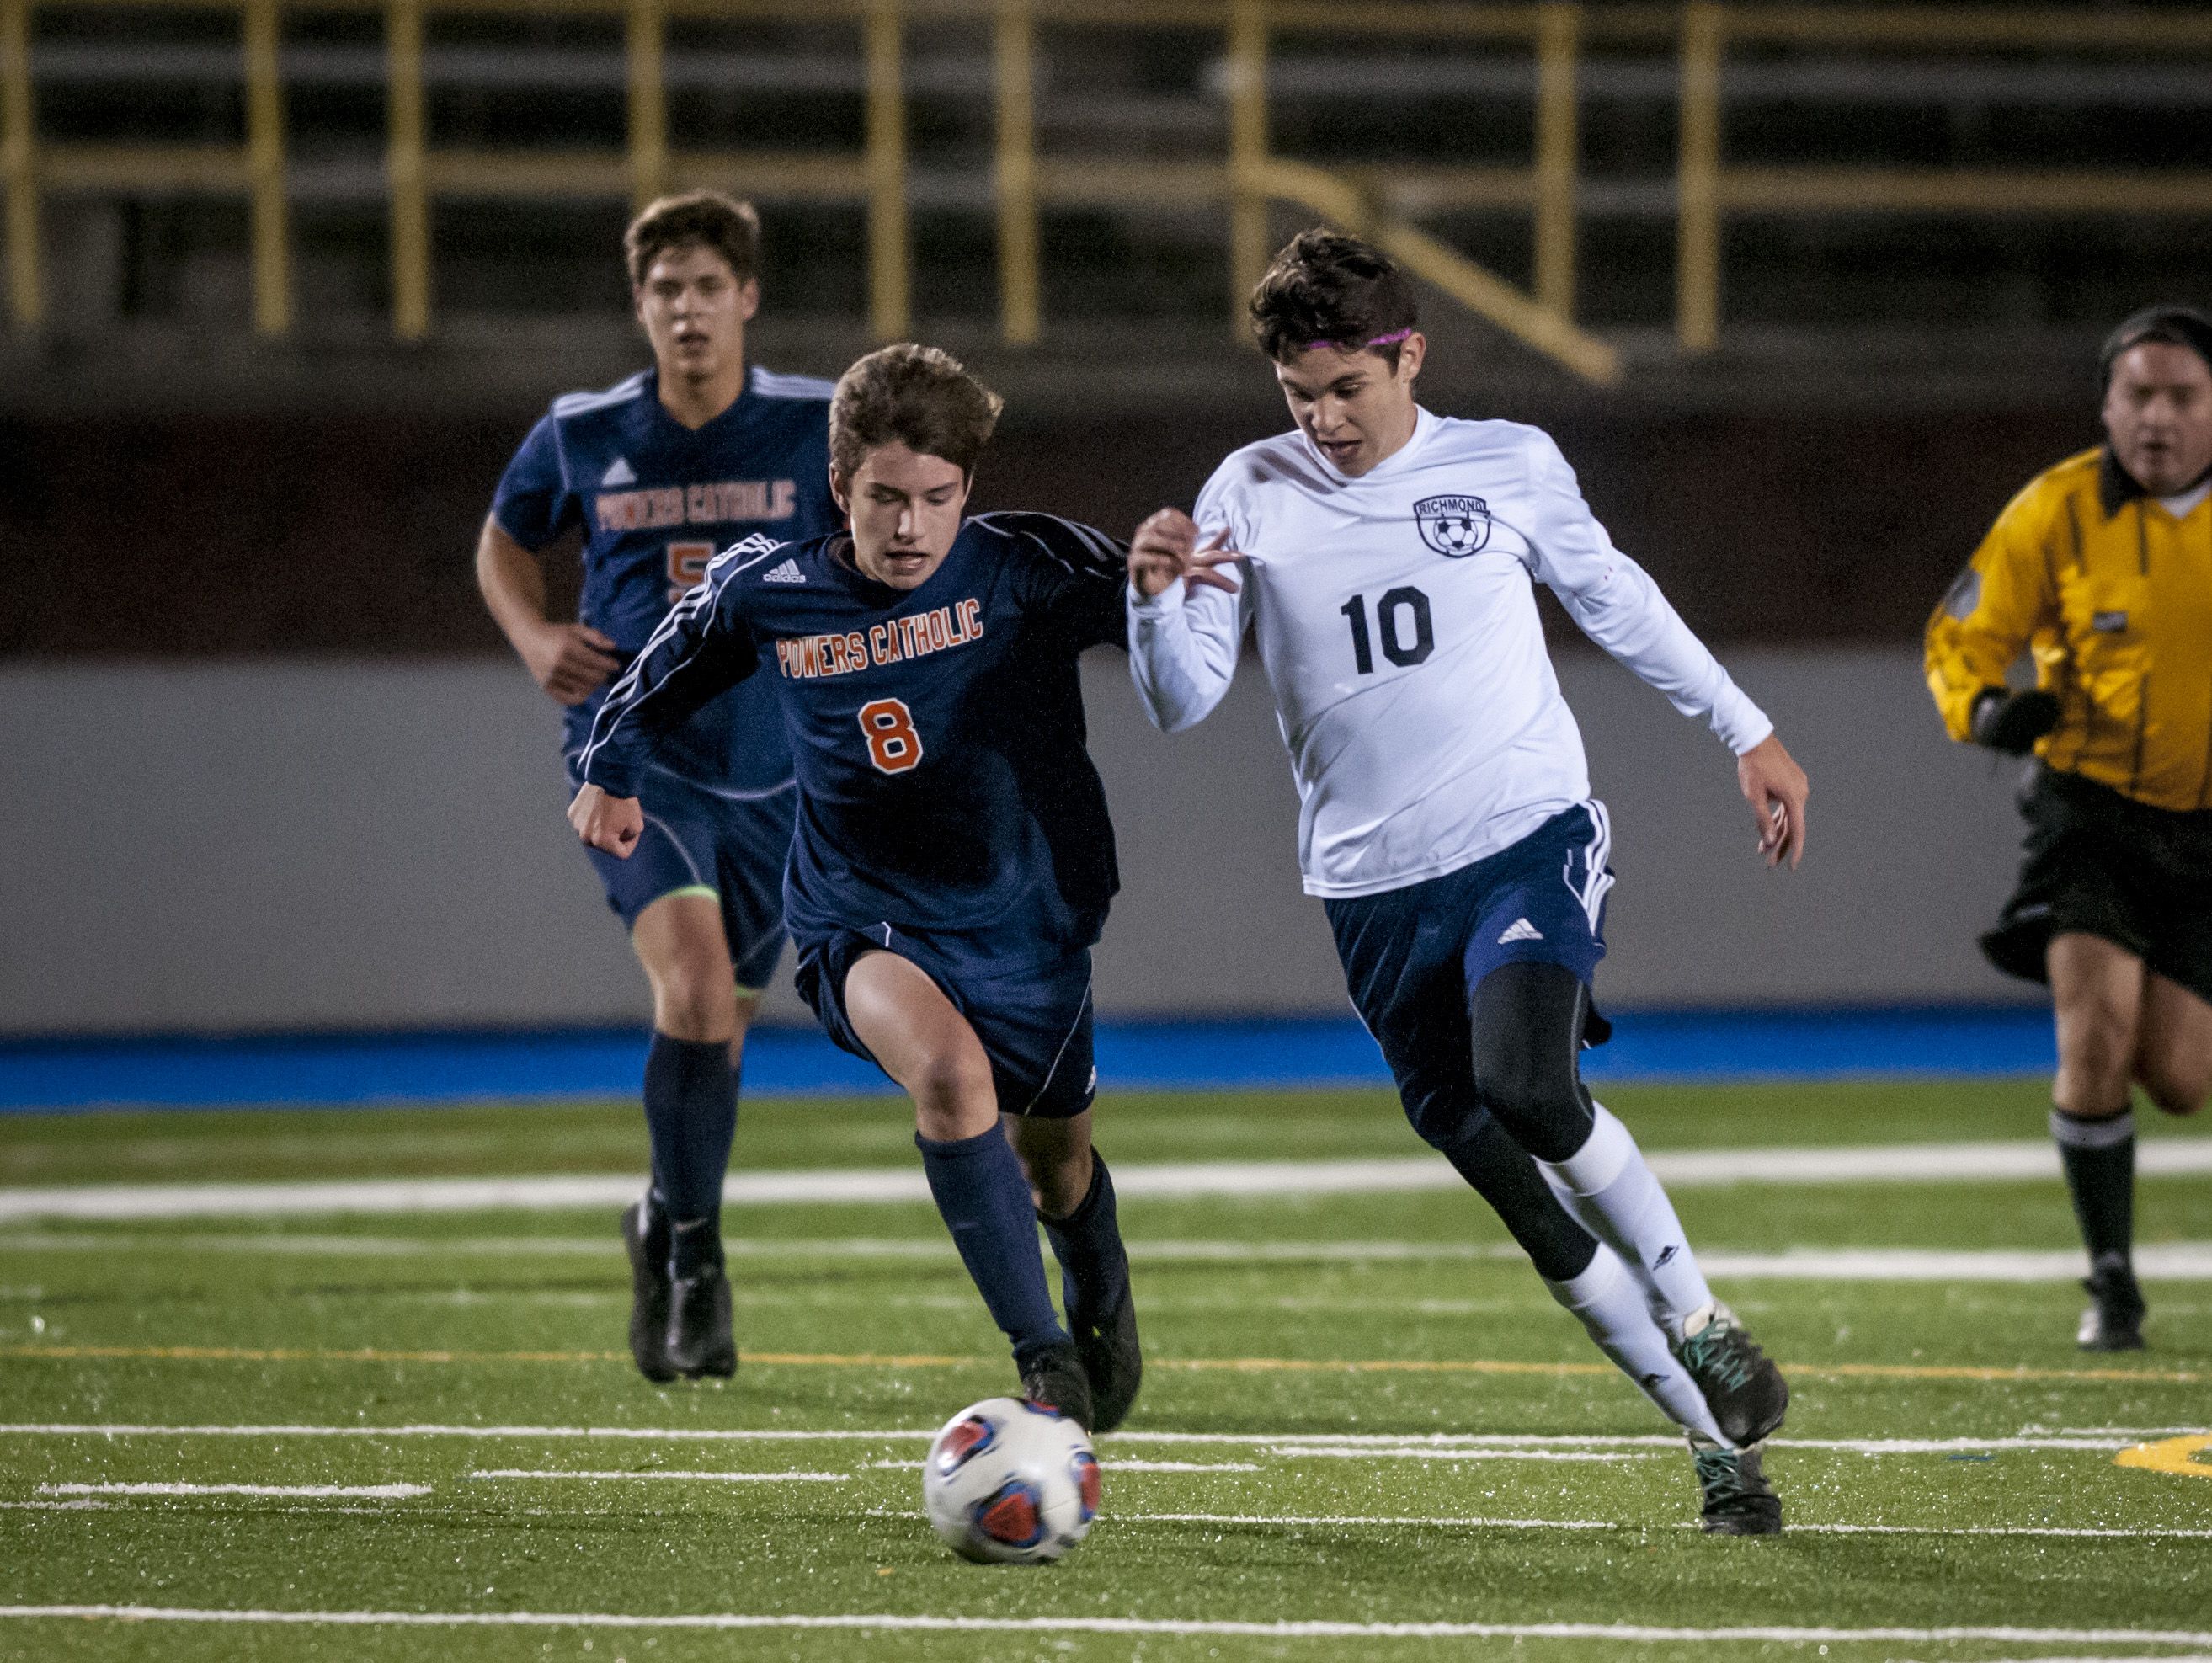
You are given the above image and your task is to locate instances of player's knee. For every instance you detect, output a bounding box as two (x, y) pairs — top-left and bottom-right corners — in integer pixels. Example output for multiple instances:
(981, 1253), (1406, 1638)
(649, 962), (738, 1042)
(2055, 1022), (2135, 1112)
(1023, 1146), (1093, 1220)
(1402, 1090), (1480, 1156)
(909, 1047), (997, 1120)
(1468, 1048), (1586, 1165)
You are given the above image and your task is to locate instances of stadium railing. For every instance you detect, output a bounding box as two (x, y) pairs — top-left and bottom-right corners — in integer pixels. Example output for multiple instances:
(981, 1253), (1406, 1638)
(4, 1), (2211, 381)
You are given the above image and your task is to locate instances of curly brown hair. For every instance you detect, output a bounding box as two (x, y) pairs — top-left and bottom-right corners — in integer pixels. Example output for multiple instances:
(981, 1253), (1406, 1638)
(624, 191), (760, 290)
(829, 344), (1005, 482)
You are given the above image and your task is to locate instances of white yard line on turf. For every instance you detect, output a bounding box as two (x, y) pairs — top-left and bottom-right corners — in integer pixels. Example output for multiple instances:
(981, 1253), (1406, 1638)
(1150, 1432), (2159, 1454)
(1273, 1447), (1664, 1463)
(1127, 1512), (2212, 1541)
(6, 1138), (2209, 1222)
(0, 1607), (2208, 1647)
(37, 1482), (429, 1499)
(466, 1469), (846, 1483)
(1701, 1245), (2212, 1281)
(19, 1231), (2212, 1282)
(0, 1424), (2173, 1454)
(866, 1458), (1261, 1474)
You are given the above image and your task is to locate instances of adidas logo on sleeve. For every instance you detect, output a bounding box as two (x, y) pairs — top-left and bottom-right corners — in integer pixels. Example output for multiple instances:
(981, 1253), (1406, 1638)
(760, 558), (807, 584)
(1497, 917), (1544, 945)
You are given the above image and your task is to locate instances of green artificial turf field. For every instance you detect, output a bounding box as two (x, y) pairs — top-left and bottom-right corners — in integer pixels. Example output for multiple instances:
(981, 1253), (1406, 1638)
(0, 1079), (2208, 1661)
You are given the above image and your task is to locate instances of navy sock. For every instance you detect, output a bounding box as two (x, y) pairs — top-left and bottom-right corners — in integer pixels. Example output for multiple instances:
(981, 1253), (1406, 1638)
(2051, 1106), (2135, 1268)
(917, 1127), (1069, 1364)
(1040, 1152), (1130, 1329)
(642, 1033), (737, 1234)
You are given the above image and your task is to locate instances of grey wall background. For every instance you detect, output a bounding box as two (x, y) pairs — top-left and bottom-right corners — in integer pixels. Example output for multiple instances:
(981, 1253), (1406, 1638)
(0, 647), (2035, 1036)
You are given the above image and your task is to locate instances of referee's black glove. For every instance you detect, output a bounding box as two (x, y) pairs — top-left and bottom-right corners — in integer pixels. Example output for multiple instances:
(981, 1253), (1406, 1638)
(1970, 688), (2060, 755)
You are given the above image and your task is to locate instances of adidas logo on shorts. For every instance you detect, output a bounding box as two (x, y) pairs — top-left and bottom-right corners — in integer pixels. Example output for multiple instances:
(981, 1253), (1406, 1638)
(1497, 917), (1544, 945)
(760, 558), (807, 584)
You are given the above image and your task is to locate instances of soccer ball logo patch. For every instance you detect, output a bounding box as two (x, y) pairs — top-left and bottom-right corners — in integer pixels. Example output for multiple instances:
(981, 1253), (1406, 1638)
(1415, 494), (1490, 557)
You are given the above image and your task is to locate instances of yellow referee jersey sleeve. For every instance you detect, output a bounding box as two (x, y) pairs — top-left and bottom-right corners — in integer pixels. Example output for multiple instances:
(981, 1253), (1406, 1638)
(1925, 445), (2212, 811)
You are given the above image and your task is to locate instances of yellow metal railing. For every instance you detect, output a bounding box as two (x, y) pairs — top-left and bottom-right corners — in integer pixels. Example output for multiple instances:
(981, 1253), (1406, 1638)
(5, 1), (2212, 381)
(1671, 5), (2212, 354)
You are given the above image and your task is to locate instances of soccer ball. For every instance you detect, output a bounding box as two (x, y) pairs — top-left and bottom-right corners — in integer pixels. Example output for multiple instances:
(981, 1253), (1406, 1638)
(921, 1396), (1101, 1564)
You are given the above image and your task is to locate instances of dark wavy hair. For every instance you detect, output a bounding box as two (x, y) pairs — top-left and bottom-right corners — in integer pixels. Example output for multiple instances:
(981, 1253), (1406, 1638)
(624, 190), (761, 290)
(829, 344), (1005, 482)
(1249, 229), (1419, 369)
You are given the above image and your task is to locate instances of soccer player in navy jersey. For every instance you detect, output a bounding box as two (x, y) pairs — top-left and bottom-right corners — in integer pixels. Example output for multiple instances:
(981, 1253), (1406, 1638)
(568, 344), (1141, 1431)
(477, 192), (841, 1383)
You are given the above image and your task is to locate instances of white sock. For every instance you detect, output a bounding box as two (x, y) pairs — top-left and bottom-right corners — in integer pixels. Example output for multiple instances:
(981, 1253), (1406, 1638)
(1538, 1103), (1714, 1340)
(1543, 1244), (1728, 1447)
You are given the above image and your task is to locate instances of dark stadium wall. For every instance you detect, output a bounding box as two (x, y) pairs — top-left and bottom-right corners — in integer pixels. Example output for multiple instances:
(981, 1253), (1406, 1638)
(0, 648), (2033, 1036)
(0, 400), (2098, 657)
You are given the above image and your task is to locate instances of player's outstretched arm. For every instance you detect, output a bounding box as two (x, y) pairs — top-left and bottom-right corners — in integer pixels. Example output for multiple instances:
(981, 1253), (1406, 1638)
(476, 514), (621, 706)
(568, 782), (644, 858)
(1126, 508), (1249, 733)
(1737, 733), (1810, 869)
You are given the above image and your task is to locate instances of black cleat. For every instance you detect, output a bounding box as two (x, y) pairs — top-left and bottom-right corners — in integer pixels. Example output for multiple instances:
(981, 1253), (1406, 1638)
(1072, 1282), (1143, 1435)
(621, 1197), (677, 1384)
(666, 1266), (737, 1378)
(1673, 1301), (1789, 1447)
(1692, 1437), (1783, 1536)
(2077, 1259), (2146, 1351)
(665, 1223), (737, 1379)
(1019, 1341), (1095, 1432)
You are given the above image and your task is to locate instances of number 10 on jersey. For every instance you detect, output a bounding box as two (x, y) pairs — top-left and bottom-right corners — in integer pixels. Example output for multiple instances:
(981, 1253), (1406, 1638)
(1341, 586), (1435, 675)
(860, 698), (924, 774)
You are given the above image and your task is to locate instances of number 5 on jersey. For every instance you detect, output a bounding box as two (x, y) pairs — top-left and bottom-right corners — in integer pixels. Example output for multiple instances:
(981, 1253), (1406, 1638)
(860, 698), (924, 774)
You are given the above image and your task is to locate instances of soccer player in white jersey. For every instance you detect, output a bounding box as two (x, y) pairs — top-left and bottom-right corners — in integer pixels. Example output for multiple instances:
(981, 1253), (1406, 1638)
(1126, 231), (1812, 1534)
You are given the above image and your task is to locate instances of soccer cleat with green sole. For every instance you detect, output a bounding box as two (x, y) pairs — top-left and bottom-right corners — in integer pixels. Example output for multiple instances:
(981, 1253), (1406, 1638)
(1692, 1437), (1783, 1536)
(1673, 1300), (1789, 1447)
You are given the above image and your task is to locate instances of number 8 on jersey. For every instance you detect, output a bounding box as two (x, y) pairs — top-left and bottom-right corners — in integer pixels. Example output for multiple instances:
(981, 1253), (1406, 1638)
(860, 698), (924, 774)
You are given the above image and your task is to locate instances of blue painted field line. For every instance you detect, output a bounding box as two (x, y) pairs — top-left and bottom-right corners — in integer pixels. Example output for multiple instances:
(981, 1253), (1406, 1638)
(0, 1007), (2054, 1113)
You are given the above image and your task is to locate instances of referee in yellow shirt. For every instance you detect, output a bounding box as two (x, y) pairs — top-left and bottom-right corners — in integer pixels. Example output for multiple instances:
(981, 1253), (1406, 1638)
(1927, 306), (2212, 1351)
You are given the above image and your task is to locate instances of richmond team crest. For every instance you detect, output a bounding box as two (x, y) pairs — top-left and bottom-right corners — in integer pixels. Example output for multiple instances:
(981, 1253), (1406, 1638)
(1414, 494), (1491, 557)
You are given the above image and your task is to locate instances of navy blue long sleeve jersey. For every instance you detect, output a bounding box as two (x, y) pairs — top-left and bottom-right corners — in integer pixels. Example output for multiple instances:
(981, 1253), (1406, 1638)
(578, 512), (1130, 957)
(491, 365), (841, 792)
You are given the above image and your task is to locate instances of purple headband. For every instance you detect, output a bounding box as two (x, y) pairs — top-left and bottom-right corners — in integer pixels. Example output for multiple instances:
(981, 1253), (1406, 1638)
(1301, 328), (1412, 354)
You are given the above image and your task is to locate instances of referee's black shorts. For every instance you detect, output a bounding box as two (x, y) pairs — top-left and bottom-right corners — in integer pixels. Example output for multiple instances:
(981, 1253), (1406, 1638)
(1983, 765), (2212, 1002)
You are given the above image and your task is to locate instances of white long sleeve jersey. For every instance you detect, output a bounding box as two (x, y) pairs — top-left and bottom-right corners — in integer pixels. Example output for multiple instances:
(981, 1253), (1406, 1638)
(1128, 408), (1773, 898)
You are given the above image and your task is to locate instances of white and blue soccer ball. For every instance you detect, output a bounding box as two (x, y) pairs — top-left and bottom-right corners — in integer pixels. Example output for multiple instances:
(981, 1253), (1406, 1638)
(921, 1396), (1101, 1564)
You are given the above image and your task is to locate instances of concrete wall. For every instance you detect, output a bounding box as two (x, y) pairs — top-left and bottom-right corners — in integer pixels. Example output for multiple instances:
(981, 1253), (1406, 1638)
(0, 647), (2035, 1036)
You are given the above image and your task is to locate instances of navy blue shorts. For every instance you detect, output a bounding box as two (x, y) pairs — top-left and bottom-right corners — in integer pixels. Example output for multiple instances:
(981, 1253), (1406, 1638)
(568, 767), (793, 993)
(792, 927), (1098, 1120)
(1326, 802), (1612, 1135)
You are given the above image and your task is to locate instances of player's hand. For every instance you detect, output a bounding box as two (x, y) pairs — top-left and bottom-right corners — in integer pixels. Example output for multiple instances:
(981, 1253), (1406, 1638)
(1736, 733), (1809, 870)
(1130, 508), (1246, 600)
(522, 621), (621, 706)
(1970, 688), (2060, 755)
(568, 783), (643, 858)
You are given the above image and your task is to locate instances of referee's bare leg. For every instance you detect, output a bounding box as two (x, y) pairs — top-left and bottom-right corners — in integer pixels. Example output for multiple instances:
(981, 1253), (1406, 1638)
(2048, 933), (2212, 1349)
